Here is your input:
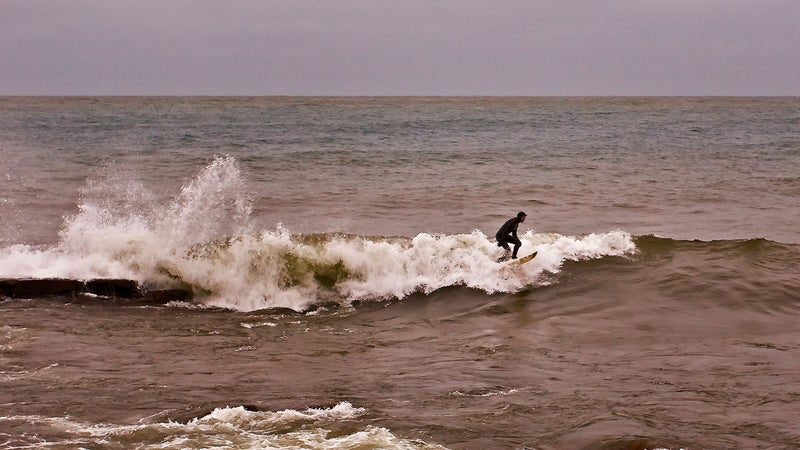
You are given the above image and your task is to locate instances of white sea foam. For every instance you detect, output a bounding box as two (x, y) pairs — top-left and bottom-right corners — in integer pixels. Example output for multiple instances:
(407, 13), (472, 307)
(0, 156), (252, 282)
(0, 403), (447, 449)
(0, 156), (637, 311)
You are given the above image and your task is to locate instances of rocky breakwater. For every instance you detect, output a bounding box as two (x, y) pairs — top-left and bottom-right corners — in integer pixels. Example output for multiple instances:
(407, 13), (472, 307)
(0, 278), (193, 304)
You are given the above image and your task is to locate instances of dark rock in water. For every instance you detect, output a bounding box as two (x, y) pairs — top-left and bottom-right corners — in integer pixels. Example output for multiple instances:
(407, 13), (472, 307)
(0, 278), (193, 304)
(143, 289), (194, 304)
(0, 279), (12, 297)
(0, 278), (84, 298)
(85, 279), (141, 298)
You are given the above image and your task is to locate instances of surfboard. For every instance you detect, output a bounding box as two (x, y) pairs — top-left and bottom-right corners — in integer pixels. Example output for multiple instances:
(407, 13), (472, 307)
(505, 251), (537, 266)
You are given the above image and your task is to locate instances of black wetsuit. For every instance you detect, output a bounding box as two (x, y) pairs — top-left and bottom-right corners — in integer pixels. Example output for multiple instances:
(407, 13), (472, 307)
(496, 216), (523, 258)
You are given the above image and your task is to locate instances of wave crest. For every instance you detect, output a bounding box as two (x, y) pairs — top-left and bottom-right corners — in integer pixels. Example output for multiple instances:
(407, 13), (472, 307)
(108, 228), (636, 311)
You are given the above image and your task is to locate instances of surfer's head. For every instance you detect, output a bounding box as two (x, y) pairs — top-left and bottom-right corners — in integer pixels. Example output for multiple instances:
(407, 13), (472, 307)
(517, 211), (527, 221)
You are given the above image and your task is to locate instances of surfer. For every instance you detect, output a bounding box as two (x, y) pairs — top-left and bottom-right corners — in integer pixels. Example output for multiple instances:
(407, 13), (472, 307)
(496, 211), (526, 261)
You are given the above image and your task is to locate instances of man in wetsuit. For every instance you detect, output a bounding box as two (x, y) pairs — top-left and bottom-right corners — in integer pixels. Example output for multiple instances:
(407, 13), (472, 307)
(496, 211), (526, 261)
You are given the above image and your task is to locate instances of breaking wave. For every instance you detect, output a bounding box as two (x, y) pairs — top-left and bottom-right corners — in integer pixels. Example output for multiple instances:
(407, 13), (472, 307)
(0, 156), (637, 312)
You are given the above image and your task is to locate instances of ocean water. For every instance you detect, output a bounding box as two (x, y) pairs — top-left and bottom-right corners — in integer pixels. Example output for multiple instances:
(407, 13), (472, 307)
(1, 97), (799, 449)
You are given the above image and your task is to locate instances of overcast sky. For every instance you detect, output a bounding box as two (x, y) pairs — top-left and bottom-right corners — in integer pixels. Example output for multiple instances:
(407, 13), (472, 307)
(2, 0), (799, 96)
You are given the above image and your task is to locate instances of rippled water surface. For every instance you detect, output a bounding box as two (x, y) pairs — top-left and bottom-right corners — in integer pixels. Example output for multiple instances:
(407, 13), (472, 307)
(1, 97), (799, 449)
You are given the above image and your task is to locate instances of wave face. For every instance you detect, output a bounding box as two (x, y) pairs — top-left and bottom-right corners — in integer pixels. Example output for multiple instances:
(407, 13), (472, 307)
(630, 234), (800, 312)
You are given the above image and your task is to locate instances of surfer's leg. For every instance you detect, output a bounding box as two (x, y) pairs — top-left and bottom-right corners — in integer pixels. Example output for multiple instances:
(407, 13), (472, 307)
(496, 239), (511, 261)
(510, 236), (522, 258)
(497, 239), (510, 251)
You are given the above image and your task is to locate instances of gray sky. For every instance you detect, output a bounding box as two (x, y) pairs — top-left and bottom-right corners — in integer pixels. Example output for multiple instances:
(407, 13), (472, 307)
(2, 0), (799, 96)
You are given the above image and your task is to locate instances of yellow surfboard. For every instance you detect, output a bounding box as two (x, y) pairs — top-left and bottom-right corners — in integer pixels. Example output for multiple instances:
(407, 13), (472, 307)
(505, 251), (537, 266)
